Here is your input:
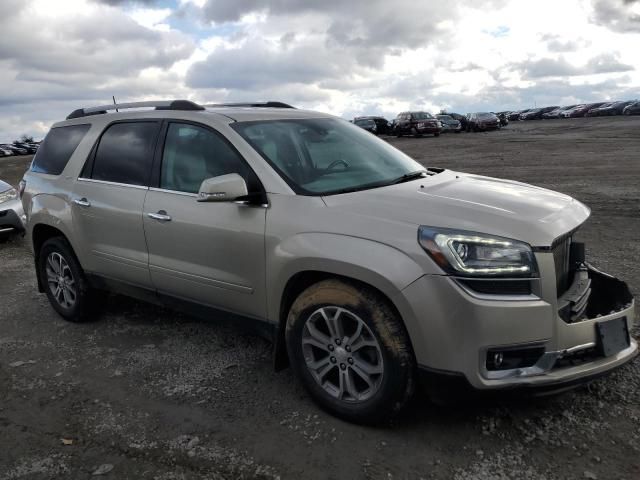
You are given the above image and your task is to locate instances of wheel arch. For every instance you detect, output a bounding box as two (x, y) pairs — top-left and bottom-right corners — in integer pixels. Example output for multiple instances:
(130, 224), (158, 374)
(272, 270), (416, 371)
(32, 223), (77, 293)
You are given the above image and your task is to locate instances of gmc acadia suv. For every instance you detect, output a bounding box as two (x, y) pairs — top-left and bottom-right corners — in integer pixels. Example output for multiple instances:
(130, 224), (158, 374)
(20, 100), (636, 423)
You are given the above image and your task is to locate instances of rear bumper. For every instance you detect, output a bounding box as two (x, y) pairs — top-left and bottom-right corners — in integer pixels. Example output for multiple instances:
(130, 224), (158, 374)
(0, 198), (25, 235)
(395, 262), (637, 391)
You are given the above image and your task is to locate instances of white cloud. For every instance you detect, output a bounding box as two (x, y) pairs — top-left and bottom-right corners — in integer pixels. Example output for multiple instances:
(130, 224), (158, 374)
(0, 0), (639, 143)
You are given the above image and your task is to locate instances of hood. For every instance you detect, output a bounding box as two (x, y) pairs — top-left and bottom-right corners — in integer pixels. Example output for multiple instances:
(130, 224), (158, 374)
(322, 170), (590, 247)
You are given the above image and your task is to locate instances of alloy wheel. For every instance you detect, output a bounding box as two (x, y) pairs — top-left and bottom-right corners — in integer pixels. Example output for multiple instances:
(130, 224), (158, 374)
(301, 306), (384, 403)
(45, 252), (77, 309)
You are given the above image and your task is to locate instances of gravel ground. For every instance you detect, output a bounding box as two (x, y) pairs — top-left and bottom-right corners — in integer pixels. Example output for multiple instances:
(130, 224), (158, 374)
(1, 116), (639, 479)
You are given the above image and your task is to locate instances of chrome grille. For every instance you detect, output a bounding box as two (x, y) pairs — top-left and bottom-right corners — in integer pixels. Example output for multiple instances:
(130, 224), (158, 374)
(552, 232), (573, 295)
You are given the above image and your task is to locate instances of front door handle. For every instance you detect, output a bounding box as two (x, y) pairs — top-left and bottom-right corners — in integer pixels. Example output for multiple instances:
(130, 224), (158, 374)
(73, 197), (91, 207)
(147, 211), (172, 222)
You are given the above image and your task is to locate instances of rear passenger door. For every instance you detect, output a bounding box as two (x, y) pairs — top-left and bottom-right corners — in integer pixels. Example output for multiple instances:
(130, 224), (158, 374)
(142, 121), (267, 319)
(73, 120), (160, 287)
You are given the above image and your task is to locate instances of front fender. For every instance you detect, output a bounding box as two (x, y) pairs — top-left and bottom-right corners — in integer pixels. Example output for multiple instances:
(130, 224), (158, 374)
(267, 232), (425, 322)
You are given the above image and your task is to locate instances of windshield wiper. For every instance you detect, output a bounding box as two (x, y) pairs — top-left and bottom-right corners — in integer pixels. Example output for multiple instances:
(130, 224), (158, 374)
(389, 170), (428, 185)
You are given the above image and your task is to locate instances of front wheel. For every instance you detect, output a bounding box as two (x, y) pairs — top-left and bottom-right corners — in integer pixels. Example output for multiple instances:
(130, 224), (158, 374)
(434, 132), (440, 137)
(38, 237), (101, 322)
(285, 279), (416, 424)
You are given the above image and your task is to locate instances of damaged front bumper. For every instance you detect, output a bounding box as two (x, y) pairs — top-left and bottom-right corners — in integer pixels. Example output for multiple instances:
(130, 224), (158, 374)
(399, 262), (636, 392)
(478, 264), (636, 388)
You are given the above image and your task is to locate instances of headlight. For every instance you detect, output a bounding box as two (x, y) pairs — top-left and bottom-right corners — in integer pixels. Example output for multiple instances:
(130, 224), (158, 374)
(418, 226), (538, 277)
(0, 188), (17, 204)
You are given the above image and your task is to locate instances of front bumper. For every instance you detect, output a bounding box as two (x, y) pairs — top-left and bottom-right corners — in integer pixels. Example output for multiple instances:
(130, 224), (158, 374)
(394, 262), (636, 391)
(0, 197), (25, 235)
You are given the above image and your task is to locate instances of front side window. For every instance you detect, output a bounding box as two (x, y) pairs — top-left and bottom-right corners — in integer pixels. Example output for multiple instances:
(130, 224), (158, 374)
(31, 124), (90, 175)
(160, 123), (250, 194)
(91, 122), (158, 186)
(232, 118), (423, 195)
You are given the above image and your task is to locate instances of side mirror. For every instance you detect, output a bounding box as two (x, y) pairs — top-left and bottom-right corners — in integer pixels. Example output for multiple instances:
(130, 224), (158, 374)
(197, 173), (248, 202)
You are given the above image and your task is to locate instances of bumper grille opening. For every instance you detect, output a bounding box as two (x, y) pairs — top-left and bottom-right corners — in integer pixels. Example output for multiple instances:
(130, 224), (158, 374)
(457, 279), (532, 295)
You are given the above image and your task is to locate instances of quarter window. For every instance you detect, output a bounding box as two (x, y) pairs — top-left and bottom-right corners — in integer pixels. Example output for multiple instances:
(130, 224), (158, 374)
(91, 122), (158, 186)
(31, 124), (90, 175)
(160, 123), (250, 194)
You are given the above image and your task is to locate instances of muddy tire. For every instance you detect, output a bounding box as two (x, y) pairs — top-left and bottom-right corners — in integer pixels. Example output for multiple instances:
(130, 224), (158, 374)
(38, 237), (101, 322)
(285, 279), (416, 424)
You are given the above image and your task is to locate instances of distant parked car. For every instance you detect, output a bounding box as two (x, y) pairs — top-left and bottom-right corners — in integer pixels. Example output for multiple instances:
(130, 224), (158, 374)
(447, 113), (469, 131)
(623, 101), (640, 115)
(0, 144), (28, 155)
(0, 179), (25, 240)
(494, 112), (509, 126)
(588, 101), (635, 116)
(520, 106), (559, 120)
(542, 106), (577, 119)
(353, 118), (377, 134)
(507, 110), (526, 121)
(466, 112), (500, 132)
(563, 103), (606, 118)
(13, 142), (37, 154)
(436, 114), (462, 133)
(354, 116), (392, 135)
(0, 146), (13, 157)
(394, 111), (441, 137)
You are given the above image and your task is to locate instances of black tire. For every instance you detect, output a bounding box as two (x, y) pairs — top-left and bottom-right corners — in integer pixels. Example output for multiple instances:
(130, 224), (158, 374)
(38, 237), (101, 322)
(285, 279), (416, 424)
(434, 132), (440, 137)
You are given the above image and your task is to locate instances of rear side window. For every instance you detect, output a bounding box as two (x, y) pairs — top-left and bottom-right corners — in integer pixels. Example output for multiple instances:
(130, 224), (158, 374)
(91, 122), (158, 186)
(31, 124), (90, 175)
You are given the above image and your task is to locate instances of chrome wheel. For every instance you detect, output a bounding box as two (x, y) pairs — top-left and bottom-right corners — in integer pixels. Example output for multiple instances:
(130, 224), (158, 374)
(301, 306), (384, 403)
(45, 252), (76, 309)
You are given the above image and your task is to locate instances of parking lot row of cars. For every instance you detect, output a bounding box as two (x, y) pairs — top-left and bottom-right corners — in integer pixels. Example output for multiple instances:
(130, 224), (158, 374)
(352, 99), (640, 137)
(501, 99), (640, 121)
(0, 141), (40, 157)
(353, 111), (507, 137)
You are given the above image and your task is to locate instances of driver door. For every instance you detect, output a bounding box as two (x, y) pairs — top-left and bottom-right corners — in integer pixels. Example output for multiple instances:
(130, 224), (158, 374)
(142, 121), (267, 319)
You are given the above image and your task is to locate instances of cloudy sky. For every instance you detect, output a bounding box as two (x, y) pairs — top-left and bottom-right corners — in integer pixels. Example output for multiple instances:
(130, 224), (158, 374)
(1, 0), (639, 141)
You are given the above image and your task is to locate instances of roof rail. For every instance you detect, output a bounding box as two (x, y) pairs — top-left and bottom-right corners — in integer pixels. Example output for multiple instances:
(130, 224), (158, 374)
(66, 99), (205, 120)
(205, 101), (296, 109)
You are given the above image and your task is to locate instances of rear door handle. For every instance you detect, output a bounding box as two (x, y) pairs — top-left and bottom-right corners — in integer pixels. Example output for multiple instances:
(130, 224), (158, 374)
(147, 211), (172, 222)
(73, 197), (91, 207)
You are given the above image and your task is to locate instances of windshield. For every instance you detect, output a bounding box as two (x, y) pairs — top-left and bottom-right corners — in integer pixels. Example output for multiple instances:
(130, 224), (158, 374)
(232, 118), (424, 195)
(437, 115), (453, 121)
(354, 119), (374, 126)
(411, 112), (434, 120)
(477, 113), (497, 119)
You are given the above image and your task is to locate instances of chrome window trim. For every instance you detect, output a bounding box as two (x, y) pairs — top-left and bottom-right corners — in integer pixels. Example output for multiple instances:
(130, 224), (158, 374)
(76, 177), (148, 190)
(148, 187), (197, 197)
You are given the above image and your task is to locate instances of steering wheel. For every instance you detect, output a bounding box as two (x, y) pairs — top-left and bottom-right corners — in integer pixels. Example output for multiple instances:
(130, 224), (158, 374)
(325, 159), (350, 171)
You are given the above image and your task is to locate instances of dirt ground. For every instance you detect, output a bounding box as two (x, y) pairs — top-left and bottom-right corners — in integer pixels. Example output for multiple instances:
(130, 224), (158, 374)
(1, 116), (639, 479)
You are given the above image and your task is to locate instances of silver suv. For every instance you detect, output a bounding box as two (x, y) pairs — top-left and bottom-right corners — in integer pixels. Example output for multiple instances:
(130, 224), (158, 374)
(21, 100), (636, 423)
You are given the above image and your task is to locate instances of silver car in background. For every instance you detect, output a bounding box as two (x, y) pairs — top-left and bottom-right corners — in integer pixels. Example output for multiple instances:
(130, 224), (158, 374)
(0, 179), (25, 239)
(20, 100), (636, 423)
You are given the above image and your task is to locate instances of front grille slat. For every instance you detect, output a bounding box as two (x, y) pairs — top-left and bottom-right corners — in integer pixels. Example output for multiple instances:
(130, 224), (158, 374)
(552, 233), (573, 295)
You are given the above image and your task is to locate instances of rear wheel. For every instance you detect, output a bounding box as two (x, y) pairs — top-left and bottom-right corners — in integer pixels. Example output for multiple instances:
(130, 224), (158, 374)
(285, 279), (415, 424)
(38, 237), (101, 322)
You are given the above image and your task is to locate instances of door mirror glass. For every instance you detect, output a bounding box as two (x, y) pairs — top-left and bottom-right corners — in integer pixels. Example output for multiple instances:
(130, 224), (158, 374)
(197, 173), (248, 202)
